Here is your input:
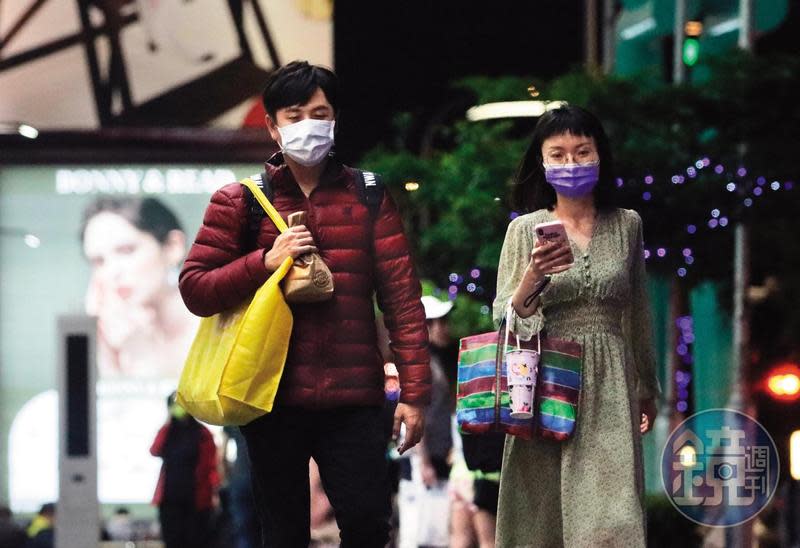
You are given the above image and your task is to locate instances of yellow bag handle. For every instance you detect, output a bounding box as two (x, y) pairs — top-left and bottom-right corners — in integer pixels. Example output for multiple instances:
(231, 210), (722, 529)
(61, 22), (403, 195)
(240, 177), (289, 233)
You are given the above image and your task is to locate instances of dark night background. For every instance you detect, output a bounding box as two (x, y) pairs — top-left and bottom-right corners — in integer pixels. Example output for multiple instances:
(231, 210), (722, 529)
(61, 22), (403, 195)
(333, 0), (585, 160)
(333, 0), (799, 161)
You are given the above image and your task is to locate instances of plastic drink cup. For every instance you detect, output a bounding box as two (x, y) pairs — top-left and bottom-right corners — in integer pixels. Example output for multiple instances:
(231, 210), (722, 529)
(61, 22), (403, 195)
(509, 384), (535, 419)
(506, 349), (539, 419)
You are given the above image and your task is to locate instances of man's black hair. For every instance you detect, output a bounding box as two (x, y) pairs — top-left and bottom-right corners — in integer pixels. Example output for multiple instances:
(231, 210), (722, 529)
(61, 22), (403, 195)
(261, 60), (339, 119)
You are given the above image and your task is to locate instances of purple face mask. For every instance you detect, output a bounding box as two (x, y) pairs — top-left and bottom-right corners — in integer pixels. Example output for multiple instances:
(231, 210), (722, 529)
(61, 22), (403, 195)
(543, 161), (600, 198)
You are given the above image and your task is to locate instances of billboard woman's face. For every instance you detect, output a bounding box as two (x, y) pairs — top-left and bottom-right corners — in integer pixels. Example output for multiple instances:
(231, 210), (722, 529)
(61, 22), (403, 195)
(83, 211), (171, 308)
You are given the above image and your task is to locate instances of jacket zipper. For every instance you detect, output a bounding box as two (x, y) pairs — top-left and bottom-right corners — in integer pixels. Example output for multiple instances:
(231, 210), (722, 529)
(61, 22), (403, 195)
(303, 192), (325, 409)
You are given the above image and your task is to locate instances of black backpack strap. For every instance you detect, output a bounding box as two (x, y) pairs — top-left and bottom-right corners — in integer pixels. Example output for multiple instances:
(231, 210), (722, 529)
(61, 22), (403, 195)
(251, 171), (272, 199)
(243, 170), (272, 249)
(355, 169), (384, 219)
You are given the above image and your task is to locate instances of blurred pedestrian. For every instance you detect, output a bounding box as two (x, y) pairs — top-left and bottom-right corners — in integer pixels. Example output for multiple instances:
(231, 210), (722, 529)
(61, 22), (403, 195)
(105, 507), (134, 541)
(397, 295), (455, 548)
(220, 427), (259, 548)
(150, 392), (219, 548)
(449, 430), (504, 548)
(309, 458), (339, 546)
(419, 296), (455, 489)
(0, 504), (26, 548)
(25, 503), (54, 548)
(493, 105), (659, 546)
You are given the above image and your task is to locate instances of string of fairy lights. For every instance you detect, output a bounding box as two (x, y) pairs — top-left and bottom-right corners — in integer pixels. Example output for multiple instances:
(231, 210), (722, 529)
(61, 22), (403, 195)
(621, 157), (795, 278)
(626, 157), (797, 413)
(674, 316), (695, 414)
(444, 156), (795, 307)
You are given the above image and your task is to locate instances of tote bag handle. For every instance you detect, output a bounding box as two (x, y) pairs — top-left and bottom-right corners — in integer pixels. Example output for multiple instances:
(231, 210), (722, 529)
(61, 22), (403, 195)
(240, 177), (289, 233)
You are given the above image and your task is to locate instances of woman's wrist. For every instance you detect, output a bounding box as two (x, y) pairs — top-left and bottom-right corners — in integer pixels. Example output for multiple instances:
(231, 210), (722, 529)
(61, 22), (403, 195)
(524, 276), (550, 308)
(524, 263), (546, 286)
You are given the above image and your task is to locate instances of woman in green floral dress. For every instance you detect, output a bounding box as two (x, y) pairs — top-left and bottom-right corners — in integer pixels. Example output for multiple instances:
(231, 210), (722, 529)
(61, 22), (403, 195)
(493, 106), (660, 547)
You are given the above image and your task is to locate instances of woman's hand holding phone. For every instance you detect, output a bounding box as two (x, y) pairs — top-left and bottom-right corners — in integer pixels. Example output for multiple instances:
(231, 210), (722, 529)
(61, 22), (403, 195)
(530, 241), (573, 277)
(513, 220), (574, 318)
(530, 221), (574, 277)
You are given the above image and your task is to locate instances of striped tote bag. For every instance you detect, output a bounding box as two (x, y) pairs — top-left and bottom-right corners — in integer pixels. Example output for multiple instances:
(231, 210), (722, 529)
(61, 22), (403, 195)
(456, 319), (583, 441)
(456, 325), (536, 439)
(535, 336), (583, 441)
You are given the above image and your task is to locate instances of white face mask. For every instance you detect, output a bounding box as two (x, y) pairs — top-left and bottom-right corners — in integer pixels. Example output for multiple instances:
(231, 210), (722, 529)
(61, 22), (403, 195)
(277, 118), (335, 166)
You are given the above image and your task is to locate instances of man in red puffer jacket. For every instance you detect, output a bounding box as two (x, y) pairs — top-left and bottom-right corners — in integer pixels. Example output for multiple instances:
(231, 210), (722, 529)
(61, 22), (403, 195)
(179, 60), (430, 548)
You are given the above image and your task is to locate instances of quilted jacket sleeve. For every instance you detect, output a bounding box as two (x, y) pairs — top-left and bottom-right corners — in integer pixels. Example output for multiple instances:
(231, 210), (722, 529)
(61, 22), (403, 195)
(149, 424), (169, 457)
(373, 191), (431, 406)
(179, 183), (272, 317)
(198, 427), (220, 491)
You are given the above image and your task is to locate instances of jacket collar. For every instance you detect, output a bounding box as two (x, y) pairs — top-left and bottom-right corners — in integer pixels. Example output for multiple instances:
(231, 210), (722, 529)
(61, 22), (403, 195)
(264, 152), (347, 194)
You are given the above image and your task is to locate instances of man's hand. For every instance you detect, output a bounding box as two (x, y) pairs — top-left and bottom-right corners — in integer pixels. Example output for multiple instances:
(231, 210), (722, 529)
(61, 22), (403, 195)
(640, 398), (657, 434)
(393, 403), (425, 455)
(263, 225), (317, 272)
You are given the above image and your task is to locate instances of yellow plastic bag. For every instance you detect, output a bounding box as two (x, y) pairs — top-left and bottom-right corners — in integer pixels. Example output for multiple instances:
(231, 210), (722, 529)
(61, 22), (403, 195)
(177, 177), (293, 426)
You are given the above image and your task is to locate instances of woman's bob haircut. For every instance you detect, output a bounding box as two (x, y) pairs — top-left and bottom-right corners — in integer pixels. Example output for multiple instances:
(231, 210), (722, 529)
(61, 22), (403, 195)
(512, 105), (616, 213)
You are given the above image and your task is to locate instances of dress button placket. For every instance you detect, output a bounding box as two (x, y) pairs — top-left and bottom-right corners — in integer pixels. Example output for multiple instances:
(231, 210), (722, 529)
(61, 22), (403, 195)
(583, 254), (591, 287)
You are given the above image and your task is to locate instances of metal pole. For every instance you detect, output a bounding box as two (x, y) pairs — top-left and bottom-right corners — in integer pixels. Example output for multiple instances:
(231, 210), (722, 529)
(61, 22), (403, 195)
(662, 0), (687, 440)
(585, 0), (599, 69)
(673, 0), (687, 83)
(737, 0), (754, 50)
(726, 4), (754, 546)
(728, 225), (750, 412)
(726, 226), (753, 546)
(601, 0), (616, 74)
(729, 0), (753, 412)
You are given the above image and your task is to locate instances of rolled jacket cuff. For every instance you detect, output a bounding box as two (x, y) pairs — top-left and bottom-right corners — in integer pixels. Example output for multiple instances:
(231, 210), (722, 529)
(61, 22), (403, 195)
(243, 248), (271, 284)
(398, 388), (432, 406)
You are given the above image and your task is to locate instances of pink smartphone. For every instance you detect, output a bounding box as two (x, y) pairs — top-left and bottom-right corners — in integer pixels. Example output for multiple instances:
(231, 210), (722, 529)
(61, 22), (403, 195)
(534, 220), (574, 271)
